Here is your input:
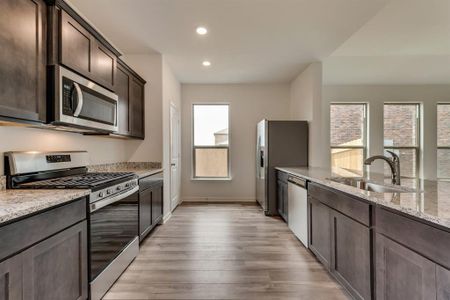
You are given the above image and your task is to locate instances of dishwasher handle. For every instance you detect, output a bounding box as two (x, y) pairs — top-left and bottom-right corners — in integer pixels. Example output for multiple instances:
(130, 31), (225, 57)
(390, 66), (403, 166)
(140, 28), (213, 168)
(288, 176), (307, 188)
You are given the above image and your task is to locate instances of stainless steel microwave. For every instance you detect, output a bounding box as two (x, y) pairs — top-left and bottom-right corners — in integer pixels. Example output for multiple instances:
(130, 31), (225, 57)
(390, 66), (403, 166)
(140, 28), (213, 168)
(49, 66), (118, 132)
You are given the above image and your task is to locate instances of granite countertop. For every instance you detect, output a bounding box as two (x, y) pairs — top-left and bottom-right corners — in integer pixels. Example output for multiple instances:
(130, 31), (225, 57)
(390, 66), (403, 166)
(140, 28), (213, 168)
(276, 166), (450, 229)
(87, 162), (163, 178)
(0, 189), (90, 225)
(0, 162), (162, 226)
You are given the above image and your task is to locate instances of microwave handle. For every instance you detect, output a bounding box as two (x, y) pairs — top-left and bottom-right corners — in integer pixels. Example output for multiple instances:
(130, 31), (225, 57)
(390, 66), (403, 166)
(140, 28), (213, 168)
(73, 82), (84, 117)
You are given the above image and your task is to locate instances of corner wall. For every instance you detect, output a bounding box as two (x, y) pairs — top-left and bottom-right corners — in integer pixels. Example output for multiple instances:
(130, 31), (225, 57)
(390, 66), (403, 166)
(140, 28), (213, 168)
(289, 62), (327, 167)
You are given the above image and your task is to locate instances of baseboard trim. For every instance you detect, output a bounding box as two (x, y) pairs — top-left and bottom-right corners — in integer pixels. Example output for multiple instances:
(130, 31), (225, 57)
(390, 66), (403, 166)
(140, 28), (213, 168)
(182, 197), (256, 203)
(161, 212), (172, 224)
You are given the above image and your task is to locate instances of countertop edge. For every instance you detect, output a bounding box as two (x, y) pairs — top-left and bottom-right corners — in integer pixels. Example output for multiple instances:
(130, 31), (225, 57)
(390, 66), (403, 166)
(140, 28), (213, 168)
(275, 167), (450, 230)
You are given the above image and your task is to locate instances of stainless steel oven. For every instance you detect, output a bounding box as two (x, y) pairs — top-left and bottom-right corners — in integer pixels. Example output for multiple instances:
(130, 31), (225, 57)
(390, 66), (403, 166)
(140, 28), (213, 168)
(89, 180), (139, 300)
(50, 66), (119, 132)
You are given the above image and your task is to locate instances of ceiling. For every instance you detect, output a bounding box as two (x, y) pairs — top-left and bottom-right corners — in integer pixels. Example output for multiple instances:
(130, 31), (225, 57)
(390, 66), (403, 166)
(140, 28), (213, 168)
(69, 0), (389, 84)
(324, 0), (450, 85)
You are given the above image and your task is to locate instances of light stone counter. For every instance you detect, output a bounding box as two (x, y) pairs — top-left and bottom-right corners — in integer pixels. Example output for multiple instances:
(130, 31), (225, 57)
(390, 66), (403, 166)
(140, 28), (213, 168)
(88, 162), (163, 178)
(276, 166), (450, 229)
(0, 189), (90, 225)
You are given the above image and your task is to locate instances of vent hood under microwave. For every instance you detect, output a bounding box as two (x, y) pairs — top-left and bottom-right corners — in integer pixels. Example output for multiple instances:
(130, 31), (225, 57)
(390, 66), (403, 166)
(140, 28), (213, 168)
(48, 66), (119, 133)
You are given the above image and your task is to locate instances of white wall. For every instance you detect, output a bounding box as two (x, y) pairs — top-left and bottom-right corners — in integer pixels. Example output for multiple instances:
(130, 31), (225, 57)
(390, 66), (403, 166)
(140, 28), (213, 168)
(0, 126), (136, 175)
(181, 84), (290, 201)
(162, 58), (181, 215)
(323, 84), (450, 179)
(289, 62), (326, 167)
(122, 54), (163, 163)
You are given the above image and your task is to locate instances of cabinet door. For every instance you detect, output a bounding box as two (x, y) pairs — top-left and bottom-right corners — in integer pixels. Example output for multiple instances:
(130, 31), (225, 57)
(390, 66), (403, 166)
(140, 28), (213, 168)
(437, 265), (450, 300)
(0, 255), (22, 300)
(22, 221), (88, 300)
(375, 233), (436, 300)
(308, 196), (331, 269)
(0, 0), (47, 123)
(92, 41), (116, 91)
(151, 184), (163, 225)
(282, 182), (288, 221)
(139, 188), (152, 240)
(277, 180), (285, 220)
(130, 77), (145, 139)
(116, 63), (131, 135)
(59, 10), (93, 78)
(331, 211), (371, 300)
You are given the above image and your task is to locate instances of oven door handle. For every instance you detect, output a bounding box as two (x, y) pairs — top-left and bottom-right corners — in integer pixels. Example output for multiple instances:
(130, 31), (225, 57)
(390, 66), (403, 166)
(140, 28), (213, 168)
(90, 186), (139, 213)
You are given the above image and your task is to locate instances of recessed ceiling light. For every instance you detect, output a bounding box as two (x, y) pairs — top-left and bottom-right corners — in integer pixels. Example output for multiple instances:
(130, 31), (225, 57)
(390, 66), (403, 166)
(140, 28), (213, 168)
(196, 26), (208, 35)
(202, 60), (211, 67)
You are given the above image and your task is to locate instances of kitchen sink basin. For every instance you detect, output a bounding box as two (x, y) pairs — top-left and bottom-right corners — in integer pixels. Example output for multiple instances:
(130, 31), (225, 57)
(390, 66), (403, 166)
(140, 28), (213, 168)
(328, 177), (418, 193)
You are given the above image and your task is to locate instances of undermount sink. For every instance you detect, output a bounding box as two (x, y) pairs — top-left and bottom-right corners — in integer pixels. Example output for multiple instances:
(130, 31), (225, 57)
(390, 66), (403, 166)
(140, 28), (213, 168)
(328, 177), (418, 193)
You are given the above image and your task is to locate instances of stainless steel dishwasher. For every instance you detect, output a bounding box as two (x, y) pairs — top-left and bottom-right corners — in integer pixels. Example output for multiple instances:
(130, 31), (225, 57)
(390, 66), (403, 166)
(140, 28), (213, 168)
(287, 176), (308, 247)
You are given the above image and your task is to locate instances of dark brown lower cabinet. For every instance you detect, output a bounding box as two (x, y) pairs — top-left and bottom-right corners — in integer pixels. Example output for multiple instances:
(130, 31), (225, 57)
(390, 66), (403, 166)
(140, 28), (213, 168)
(375, 233), (436, 300)
(0, 255), (22, 300)
(437, 265), (450, 300)
(331, 210), (371, 300)
(22, 221), (88, 300)
(139, 180), (163, 242)
(276, 178), (288, 222)
(308, 195), (331, 269)
(0, 221), (87, 300)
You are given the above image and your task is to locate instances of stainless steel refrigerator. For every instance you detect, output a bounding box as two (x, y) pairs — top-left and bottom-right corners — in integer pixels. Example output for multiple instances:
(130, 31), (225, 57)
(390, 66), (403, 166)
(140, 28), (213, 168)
(256, 120), (308, 215)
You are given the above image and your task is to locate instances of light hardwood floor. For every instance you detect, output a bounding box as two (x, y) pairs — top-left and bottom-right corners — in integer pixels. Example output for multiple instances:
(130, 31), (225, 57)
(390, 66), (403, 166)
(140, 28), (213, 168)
(103, 203), (349, 300)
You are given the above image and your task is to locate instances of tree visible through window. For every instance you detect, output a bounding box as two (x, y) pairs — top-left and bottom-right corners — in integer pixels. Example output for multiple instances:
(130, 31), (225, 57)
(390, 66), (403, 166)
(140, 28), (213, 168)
(192, 104), (230, 179)
(383, 104), (420, 178)
(330, 103), (367, 173)
(437, 104), (450, 179)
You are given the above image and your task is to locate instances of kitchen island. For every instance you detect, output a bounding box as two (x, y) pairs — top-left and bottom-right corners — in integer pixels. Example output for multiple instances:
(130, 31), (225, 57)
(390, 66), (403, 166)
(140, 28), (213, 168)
(276, 166), (450, 300)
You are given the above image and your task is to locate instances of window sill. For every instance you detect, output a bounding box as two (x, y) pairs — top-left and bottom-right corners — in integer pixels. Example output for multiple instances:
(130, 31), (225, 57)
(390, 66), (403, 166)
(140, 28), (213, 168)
(191, 177), (232, 181)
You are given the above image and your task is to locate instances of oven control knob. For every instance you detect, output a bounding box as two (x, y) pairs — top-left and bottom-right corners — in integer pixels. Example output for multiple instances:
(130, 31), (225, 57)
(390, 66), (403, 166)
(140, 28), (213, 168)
(98, 192), (104, 197)
(117, 186), (122, 191)
(107, 189), (112, 195)
(125, 183), (130, 188)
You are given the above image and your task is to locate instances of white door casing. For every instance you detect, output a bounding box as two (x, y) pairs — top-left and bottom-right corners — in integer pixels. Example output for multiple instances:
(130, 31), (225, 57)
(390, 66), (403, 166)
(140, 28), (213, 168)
(170, 103), (181, 210)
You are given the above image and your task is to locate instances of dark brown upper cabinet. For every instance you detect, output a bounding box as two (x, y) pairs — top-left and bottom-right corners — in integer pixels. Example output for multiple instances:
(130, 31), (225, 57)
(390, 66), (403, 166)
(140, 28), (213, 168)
(58, 9), (117, 91)
(116, 61), (131, 136)
(130, 76), (145, 139)
(0, 0), (47, 123)
(115, 59), (145, 139)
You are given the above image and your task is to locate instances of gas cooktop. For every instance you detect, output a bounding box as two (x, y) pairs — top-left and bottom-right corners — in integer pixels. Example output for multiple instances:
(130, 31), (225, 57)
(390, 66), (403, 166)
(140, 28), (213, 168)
(18, 172), (135, 189)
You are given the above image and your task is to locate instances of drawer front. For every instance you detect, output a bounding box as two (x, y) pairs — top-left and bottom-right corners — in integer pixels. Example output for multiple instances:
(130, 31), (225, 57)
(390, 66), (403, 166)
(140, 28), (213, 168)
(376, 207), (450, 269)
(139, 172), (163, 192)
(0, 198), (86, 262)
(308, 183), (370, 226)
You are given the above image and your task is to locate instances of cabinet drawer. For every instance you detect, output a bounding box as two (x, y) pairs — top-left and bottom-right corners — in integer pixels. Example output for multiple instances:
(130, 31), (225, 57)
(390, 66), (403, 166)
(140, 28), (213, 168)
(139, 172), (163, 192)
(0, 198), (86, 262)
(376, 207), (450, 269)
(308, 183), (370, 226)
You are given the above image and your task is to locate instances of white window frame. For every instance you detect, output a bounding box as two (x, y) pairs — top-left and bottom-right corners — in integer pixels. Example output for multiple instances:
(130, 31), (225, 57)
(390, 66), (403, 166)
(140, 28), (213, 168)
(383, 103), (421, 179)
(437, 103), (450, 179)
(191, 103), (231, 181)
(330, 103), (368, 172)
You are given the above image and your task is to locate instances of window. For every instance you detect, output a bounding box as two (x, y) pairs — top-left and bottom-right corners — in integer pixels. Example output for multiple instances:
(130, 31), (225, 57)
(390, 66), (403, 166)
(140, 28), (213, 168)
(383, 104), (420, 178)
(437, 104), (450, 179)
(192, 104), (230, 179)
(330, 103), (367, 173)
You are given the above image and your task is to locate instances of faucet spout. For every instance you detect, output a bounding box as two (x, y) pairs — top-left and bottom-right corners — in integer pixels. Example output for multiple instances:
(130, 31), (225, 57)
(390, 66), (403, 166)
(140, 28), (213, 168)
(364, 151), (401, 185)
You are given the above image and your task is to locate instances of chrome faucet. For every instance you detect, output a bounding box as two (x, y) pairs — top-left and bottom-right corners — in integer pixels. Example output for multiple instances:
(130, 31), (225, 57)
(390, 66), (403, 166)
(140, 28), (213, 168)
(364, 150), (401, 185)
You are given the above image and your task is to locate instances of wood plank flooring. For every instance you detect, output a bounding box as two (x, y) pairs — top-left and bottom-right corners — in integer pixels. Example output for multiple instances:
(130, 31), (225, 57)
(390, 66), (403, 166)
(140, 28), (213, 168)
(103, 203), (349, 300)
